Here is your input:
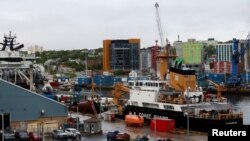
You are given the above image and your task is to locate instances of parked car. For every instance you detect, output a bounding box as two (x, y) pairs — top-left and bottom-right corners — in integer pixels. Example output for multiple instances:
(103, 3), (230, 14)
(116, 132), (130, 141)
(0, 132), (15, 141)
(28, 132), (42, 141)
(135, 135), (149, 141)
(106, 130), (119, 141)
(51, 129), (68, 139)
(14, 131), (29, 141)
(64, 128), (81, 139)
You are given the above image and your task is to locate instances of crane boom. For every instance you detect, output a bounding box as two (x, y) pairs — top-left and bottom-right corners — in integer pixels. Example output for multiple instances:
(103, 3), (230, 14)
(155, 2), (165, 48)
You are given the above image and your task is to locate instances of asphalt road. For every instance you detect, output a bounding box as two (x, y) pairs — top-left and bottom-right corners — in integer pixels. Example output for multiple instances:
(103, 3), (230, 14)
(45, 117), (208, 141)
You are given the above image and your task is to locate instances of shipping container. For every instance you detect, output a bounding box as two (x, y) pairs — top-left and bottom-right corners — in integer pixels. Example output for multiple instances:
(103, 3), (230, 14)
(150, 118), (175, 132)
(206, 73), (226, 84)
(78, 77), (92, 86)
(213, 61), (231, 74)
(93, 75), (114, 87)
(114, 77), (122, 83)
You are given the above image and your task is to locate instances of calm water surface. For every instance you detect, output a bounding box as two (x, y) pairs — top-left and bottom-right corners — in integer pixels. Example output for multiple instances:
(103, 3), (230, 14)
(224, 93), (250, 125)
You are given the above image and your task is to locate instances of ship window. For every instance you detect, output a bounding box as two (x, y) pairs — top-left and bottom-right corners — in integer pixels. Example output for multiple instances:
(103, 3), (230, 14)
(136, 82), (139, 86)
(131, 101), (138, 106)
(139, 82), (143, 86)
(164, 105), (174, 111)
(129, 82), (134, 86)
(159, 83), (164, 87)
(142, 102), (159, 108)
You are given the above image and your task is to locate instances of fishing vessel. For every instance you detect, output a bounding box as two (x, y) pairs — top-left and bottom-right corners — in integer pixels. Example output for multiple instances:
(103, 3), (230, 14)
(122, 66), (243, 132)
(0, 31), (45, 89)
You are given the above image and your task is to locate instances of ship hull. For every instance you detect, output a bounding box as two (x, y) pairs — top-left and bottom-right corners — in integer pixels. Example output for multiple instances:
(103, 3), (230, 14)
(122, 105), (243, 132)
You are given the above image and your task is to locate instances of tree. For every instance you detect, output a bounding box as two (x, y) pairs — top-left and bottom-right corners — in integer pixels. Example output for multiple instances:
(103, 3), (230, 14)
(204, 45), (216, 58)
(203, 45), (216, 62)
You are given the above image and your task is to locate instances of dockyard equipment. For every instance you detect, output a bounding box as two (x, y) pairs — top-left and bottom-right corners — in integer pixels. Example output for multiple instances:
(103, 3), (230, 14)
(154, 3), (177, 80)
(206, 79), (227, 99)
(228, 32), (250, 85)
(111, 82), (130, 114)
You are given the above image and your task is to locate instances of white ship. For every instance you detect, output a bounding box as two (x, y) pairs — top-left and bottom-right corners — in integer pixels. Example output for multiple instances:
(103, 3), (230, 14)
(121, 67), (243, 132)
(0, 31), (45, 89)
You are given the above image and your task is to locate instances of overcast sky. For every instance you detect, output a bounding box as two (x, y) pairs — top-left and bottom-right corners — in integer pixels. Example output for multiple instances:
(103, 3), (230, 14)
(0, 0), (249, 50)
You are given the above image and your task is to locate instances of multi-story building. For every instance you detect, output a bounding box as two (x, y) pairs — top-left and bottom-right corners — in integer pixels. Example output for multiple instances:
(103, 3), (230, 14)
(216, 41), (233, 62)
(151, 45), (161, 72)
(199, 38), (218, 46)
(103, 39), (140, 71)
(173, 40), (183, 58)
(27, 45), (43, 54)
(215, 39), (247, 74)
(182, 39), (204, 65)
(140, 48), (151, 71)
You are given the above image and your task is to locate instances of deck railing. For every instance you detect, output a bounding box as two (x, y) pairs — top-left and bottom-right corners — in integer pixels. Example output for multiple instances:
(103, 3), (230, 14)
(192, 112), (243, 120)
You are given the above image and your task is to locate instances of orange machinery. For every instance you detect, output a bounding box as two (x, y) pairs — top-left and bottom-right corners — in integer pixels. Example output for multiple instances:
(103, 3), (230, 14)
(156, 44), (177, 80)
(207, 79), (227, 99)
(111, 82), (130, 114)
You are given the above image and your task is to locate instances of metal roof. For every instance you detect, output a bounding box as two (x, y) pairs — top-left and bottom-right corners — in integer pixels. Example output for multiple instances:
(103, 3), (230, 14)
(0, 79), (68, 121)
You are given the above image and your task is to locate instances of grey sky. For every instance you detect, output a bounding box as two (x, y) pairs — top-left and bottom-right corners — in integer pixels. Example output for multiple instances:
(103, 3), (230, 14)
(0, 0), (249, 50)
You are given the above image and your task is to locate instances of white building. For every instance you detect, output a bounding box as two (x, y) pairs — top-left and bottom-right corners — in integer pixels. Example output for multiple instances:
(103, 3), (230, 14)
(199, 38), (218, 46)
(27, 45), (43, 54)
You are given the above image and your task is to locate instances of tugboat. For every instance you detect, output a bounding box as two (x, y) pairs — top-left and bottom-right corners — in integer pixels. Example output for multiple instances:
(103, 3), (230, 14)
(0, 31), (45, 89)
(122, 64), (243, 132)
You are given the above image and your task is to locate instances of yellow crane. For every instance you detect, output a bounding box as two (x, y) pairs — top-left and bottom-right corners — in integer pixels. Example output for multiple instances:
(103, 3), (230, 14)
(111, 82), (130, 114)
(155, 2), (177, 80)
(207, 79), (227, 99)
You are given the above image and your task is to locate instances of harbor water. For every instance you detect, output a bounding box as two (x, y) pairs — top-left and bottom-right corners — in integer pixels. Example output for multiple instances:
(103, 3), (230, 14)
(224, 93), (250, 125)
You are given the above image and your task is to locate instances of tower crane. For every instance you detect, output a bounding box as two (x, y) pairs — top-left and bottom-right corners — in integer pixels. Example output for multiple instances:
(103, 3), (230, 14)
(155, 2), (165, 48)
(154, 2), (177, 80)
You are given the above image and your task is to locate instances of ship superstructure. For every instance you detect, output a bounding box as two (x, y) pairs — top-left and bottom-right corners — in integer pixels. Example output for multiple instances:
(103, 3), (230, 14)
(0, 31), (44, 89)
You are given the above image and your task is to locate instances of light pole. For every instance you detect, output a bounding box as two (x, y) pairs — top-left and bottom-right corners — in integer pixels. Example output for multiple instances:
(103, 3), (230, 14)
(0, 113), (4, 141)
(99, 78), (102, 119)
(76, 106), (79, 131)
(186, 87), (190, 141)
(154, 117), (156, 140)
(42, 122), (44, 141)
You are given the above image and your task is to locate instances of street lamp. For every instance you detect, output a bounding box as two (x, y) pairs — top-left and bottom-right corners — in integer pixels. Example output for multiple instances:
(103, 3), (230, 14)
(0, 113), (4, 141)
(186, 86), (190, 141)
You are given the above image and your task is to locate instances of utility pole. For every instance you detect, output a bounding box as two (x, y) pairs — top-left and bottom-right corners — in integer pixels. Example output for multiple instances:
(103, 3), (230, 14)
(1, 113), (4, 141)
(154, 117), (156, 140)
(186, 86), (190, 141)
(85, 54), (88, 75)
(99, 78), (102, 119)
(77, 107), (79, 131)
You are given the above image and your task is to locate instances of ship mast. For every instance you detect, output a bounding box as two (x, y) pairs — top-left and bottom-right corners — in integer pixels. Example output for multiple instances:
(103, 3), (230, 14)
(0, 31), (24, 51)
